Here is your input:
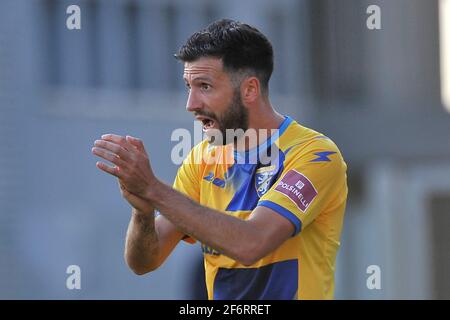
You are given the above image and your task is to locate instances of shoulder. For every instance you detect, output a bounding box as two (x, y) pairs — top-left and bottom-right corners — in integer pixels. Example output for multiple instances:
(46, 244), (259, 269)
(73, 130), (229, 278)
(275, 121), (347, 181)
(279, 120), (344, 162)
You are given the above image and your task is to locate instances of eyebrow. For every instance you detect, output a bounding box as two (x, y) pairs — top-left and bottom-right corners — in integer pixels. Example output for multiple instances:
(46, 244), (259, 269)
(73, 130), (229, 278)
(184, 76), (213, 83)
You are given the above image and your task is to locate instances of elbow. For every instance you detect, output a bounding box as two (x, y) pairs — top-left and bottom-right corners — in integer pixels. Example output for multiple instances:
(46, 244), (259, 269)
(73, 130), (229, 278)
(130, 267), (147, 276)
(127, 261), (159, 275)
(125, 254), (160, 275)
(129, 265), (153, 275)
(234, 244), (265, 267)
(234, 230), (278, 266)
(132, 268), (153, 276)
(240, 257), (259, 267)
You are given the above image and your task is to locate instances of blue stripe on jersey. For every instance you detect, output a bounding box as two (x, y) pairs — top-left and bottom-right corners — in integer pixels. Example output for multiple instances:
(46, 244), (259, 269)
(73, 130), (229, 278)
(226, 149), (285, 212)
(233, 115), (293, 162)
(225, 164), (259, 211)
(213, 259), (298, 300)
(258, 200), (302, 236)
(225, 163), (254, 190)
(225, 116), (292, 212)
(278, 115), (293, 135)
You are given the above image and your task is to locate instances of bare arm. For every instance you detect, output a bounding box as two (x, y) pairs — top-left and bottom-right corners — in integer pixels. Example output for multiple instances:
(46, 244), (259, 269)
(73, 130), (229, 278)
(121, 184), (184, 275)
(93, 134), (294, 267)
(146, 181), (294, 266)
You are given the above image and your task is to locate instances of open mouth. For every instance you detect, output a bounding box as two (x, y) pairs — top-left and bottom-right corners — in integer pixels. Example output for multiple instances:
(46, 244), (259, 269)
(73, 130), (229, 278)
(195, 115), (216, 132)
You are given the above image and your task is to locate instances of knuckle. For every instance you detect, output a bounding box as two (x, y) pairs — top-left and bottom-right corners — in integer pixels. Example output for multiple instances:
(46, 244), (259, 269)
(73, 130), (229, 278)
(112, 145), (120, 154)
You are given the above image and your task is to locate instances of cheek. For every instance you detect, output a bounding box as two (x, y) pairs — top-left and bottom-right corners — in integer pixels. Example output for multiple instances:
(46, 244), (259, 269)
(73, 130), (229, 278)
(216, 91), (235, 110)
(204, 94), (225, 112)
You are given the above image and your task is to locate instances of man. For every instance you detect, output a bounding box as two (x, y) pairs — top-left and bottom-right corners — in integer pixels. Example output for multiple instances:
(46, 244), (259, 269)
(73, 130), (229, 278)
(92, 19), (347, 300)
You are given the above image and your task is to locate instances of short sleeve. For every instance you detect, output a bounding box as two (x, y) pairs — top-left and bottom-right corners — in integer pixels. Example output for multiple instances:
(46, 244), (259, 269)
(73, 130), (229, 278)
(173, 148), (201, 203)
(257, 142), (347, 236)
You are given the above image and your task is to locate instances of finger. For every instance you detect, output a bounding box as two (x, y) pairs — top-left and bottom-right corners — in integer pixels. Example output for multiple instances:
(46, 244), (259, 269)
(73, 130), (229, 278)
(92, 146), (129, 168)
(95, 161), (122, 178)
(93, 140), (132, 162)
(126, 135), (147, 153)
(101, 134), (134, 151)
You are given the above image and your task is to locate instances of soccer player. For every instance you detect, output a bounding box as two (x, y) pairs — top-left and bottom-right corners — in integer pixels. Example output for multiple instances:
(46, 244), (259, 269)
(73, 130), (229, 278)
(92, 19), (348, 300)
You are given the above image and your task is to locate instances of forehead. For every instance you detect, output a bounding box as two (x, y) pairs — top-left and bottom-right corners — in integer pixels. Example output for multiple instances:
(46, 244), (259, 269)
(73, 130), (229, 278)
(183, 57), (226, 81)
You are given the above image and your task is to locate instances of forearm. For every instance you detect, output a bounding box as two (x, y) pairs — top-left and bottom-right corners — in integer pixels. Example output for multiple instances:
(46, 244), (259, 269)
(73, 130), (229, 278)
(124, 208), (161, 274)
(146, 180), (261, 265)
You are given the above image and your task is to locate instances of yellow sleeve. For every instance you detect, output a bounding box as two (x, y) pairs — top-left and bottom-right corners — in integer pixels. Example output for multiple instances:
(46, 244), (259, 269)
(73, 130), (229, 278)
(257, 140), (347, 236)
(173, 149), (201, 203)
(172, 145), (203, 244)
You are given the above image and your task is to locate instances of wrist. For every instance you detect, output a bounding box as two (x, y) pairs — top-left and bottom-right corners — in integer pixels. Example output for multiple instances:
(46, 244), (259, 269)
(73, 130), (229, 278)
(132, 207), (154, 220)
(143, 178), (162, 203)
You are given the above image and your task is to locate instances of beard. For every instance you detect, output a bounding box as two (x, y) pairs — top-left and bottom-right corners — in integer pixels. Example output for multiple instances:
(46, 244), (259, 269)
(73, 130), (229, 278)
(203, 89), (249, 146)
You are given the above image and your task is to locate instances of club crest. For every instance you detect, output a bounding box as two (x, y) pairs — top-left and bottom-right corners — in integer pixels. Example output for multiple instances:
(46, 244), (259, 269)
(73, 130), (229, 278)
(255, 165), (277, 197)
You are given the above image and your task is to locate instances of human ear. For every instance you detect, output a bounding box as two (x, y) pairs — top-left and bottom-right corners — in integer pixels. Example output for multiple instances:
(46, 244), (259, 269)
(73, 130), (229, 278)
(241, 77), (260, 104)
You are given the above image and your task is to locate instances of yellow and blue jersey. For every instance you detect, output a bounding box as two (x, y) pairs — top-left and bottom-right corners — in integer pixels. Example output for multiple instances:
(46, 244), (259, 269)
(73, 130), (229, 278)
(173, 116), (348, 300)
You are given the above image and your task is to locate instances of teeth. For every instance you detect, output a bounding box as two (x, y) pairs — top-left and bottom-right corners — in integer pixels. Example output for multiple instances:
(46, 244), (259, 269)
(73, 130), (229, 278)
(202, 119), (214, 131)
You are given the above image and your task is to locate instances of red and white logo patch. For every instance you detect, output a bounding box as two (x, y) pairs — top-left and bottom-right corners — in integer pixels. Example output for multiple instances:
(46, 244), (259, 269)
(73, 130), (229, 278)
(274, 170), (318, 212)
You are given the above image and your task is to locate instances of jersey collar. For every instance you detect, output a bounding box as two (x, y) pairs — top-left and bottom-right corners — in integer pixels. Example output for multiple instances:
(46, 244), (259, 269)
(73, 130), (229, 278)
(233, 115), (293, 164)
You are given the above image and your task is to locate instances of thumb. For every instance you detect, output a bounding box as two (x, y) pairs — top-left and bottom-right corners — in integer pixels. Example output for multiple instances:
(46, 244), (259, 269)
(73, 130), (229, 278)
(118, 180), (129, 194)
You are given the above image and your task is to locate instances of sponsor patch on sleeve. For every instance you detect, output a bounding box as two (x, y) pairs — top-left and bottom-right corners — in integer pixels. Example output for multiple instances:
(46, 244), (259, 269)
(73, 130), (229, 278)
(274, 169), (318, 212)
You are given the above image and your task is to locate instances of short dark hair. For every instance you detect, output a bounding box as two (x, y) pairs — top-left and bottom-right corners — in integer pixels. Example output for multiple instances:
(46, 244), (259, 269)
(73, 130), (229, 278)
(175, 19), (274, 94)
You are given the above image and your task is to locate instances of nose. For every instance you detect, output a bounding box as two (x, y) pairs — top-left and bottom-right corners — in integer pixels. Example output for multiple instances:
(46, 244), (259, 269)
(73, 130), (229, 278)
(185, 89), (202, 113)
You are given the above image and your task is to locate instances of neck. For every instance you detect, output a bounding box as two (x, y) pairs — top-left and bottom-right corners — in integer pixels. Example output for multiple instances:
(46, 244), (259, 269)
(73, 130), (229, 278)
(234, 100), (286, 151)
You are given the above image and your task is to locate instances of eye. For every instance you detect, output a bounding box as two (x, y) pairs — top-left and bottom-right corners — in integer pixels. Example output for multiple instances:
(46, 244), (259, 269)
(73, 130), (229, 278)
(185, 83), (191, 91)
(201, 83), (211, 91)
